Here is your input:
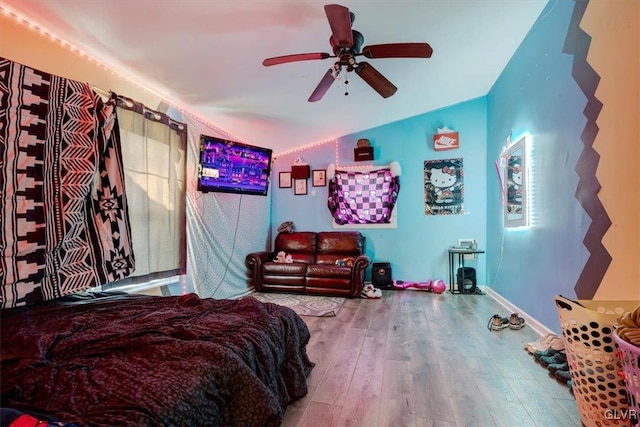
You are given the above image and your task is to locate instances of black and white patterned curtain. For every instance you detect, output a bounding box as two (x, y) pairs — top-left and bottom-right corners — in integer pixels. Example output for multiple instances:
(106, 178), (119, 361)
(327, 165), (400, 225)
(0, 57), (135, 308)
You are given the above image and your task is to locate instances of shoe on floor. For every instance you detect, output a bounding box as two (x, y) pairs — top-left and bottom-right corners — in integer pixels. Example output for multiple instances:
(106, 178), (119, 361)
(524, 333), (563, 354)
(487, 314), (509, 331)
(524, 333), (554, 353)
(509, 313), (526, 330)
(533, 348), (565, 361)
(554, 368), (572, 381)
(539, 352), (567, 366)
(547, 337), (565, 351)
(547, 361), (569, 373)
(360, 284), (382, 299)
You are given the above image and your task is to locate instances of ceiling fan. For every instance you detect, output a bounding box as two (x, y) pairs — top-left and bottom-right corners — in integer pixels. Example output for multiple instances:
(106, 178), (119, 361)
(262, 3), (433, 102)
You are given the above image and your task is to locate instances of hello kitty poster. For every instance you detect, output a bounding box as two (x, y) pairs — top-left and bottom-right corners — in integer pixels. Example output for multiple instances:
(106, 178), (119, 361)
(506, 155), (523, 215)
(424, 158), (464, 215)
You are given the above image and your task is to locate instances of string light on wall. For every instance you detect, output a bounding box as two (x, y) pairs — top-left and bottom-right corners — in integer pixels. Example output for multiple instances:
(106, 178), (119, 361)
(336, 164), (376, 170)
(524, 132), (536, 227)
(0, 5), (241, 144)
(274, 138), (338, 159)
(276, 136), (376, 169)
(1, 5), (389, 161)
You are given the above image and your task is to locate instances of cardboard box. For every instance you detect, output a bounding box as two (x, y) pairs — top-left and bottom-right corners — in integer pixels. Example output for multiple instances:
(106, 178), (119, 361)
(354, 147), (374, 161)
(433, 131), (459, 151)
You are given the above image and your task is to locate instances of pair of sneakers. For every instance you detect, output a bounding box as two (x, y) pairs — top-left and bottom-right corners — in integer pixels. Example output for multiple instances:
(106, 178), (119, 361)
(487, 313), (525, 331)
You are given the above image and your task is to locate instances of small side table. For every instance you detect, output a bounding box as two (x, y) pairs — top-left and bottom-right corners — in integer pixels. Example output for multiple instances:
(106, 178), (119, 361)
(448, 247), (485, 294)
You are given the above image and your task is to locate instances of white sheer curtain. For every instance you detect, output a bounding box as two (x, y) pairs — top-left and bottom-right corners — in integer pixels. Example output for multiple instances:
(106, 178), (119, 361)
(181, 116), (272, 300)
(105, 98), (187, 288)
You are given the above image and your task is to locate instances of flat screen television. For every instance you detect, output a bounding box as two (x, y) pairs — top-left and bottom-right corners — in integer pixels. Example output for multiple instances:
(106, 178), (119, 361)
(197, 134), (273, 196)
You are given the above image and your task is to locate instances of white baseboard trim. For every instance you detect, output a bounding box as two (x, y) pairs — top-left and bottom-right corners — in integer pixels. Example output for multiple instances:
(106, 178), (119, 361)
(480, 285), (556, 337)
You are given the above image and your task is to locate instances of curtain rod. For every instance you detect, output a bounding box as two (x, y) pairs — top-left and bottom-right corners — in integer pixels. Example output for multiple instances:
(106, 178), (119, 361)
(89, 84), (113, 99)
(89, 84), (185, 133)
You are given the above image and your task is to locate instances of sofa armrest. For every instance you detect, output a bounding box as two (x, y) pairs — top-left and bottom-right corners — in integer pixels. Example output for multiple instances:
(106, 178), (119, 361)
(245, 251), (272, 291)
(349, 255), (370, 297)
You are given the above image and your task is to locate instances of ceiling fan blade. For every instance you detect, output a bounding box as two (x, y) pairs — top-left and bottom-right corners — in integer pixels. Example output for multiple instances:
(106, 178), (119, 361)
(263, 53), (331, 67)
(308, 68), (336, 102)
(355, 62), (397, 98)
(362, 43), (433, 59)
(324, 4), (353, 48)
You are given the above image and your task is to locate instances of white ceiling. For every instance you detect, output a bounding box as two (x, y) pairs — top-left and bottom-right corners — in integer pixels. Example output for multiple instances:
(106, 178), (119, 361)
(2, 0), (548, 153)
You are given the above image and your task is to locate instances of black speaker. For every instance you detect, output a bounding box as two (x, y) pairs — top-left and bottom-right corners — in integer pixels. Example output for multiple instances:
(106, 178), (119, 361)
(456, 267), (476, 294)
(372, 262), (393, 289)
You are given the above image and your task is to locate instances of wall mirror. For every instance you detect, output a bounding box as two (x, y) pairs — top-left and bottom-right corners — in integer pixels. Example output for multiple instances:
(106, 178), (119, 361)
(504, 136), (527, 227)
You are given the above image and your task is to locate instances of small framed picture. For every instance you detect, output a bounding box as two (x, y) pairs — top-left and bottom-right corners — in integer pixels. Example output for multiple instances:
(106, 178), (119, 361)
(294, 179), (307, 195)
(279, 171), (292, 188)
(312, 169), (327, 187)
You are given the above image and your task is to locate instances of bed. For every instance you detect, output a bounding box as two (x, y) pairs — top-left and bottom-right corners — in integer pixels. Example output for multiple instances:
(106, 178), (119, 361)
(0, 292), (314, 427)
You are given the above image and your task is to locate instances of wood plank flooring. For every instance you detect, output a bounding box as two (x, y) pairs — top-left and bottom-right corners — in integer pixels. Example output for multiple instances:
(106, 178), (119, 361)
(281, 289), (581, 427)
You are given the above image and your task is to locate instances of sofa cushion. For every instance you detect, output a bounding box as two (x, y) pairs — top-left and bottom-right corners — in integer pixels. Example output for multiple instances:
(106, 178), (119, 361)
(288, 253), (315, 264)
(306, 264), (352, 279)
(306, 277), (352, 291)
(275, 232), (317, 254)
(316, 231), (364, 255)
(263, 262), (306, 276)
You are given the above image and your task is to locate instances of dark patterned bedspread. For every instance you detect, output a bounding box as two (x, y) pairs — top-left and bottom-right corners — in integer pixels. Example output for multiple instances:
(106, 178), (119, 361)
(0, 293), (314, 426)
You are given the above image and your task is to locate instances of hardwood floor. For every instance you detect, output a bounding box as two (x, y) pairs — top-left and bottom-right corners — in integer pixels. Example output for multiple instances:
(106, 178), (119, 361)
(281, 289), (581, 427)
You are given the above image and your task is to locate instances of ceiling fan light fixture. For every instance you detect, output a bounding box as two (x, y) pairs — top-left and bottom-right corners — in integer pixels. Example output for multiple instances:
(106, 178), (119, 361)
(330, 30), (364, 56)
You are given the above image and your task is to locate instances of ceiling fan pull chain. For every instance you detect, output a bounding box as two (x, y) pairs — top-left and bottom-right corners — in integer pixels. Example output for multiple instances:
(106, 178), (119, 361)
(344, 78), (349, 96)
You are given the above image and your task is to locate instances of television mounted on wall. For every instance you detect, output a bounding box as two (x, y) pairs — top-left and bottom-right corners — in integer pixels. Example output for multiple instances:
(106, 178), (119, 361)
(197, 134), (273, 196)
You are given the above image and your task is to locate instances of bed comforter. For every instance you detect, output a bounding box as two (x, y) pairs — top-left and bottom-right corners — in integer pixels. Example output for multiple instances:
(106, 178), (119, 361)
(0, 293), (314, 426)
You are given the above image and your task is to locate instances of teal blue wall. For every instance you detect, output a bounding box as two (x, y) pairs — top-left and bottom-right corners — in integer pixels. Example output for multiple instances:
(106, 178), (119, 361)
(271, 0), (592, 332)
(272, 97), (488, 284)
(486, 0), (589, 331)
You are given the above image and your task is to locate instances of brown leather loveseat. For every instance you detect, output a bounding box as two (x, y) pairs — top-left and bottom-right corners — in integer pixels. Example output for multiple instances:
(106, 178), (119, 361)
(246, 231), (369, 298)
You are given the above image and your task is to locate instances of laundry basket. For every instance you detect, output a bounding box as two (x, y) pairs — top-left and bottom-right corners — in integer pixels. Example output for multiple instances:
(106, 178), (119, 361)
(555, 295), (639, 427)
(613, 330), (640, 425)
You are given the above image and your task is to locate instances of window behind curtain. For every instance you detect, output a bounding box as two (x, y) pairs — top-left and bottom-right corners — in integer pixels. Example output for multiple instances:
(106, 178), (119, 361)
(104, 98), (187, 289)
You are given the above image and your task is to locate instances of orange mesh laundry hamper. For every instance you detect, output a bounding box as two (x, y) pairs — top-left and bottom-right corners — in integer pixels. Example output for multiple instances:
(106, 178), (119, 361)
(555, 296), (640, 427)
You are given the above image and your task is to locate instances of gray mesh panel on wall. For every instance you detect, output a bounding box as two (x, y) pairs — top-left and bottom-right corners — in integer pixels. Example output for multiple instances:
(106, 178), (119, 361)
(183, 117), (271, 299)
